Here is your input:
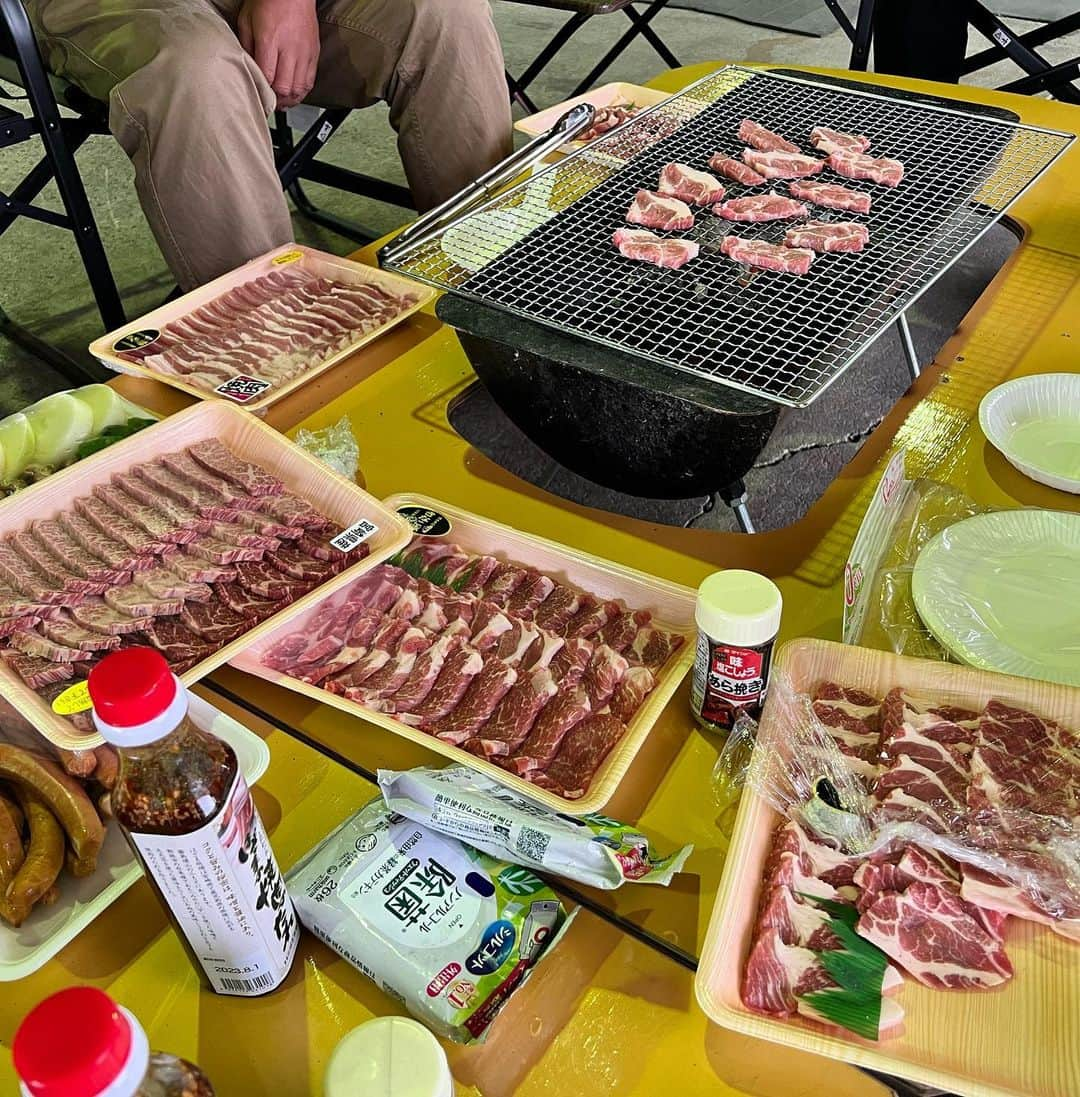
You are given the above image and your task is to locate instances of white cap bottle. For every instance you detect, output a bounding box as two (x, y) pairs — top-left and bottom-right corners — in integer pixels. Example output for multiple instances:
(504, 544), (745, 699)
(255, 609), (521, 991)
(324, 1017), (453, 1097)
(690, 569), (783, 733)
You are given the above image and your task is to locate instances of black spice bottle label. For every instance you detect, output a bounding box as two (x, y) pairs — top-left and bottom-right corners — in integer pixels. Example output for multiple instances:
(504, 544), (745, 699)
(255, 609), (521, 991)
(691, 634), (774, 731)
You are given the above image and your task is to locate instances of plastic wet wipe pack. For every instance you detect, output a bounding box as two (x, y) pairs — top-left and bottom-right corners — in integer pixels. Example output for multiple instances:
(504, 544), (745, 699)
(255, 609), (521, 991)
(378, 765), (692, 890)
(287, 796), (570, 1043)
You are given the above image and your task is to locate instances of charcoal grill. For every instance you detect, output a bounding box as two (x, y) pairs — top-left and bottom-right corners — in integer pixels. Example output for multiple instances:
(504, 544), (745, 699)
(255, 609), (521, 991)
(381, 67), (1073, 529)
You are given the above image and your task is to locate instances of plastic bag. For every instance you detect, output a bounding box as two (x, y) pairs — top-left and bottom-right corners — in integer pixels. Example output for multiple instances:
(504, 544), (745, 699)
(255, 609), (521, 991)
(378, 765), (692, 890)
(844, 450), (984, 660)
(287, 797), (570, 1043)
(744, 671), (1080, 936)
(293, 416), (359, 481)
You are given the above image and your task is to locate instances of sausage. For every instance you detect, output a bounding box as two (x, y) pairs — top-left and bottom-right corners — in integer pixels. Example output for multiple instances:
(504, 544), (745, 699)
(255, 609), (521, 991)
(0, 787), (25, 891)
(0, 745), (104, 877)
(53, 747), (98, 779)
(92, 745), (119, 791)
(0, 788), (64, 927)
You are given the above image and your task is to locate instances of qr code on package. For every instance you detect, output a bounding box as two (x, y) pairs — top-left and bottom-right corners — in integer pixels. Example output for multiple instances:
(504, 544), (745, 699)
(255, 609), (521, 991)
(515, 825), (550, 863)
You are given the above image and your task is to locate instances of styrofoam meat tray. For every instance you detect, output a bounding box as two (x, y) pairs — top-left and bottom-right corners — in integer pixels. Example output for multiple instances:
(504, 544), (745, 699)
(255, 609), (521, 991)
(696, 637), (1080, 1097)
(88, 244), (435, 415)
(229, 493), (695, 814)
(0, 692), (270, 981)
(0, 401), (412, 750)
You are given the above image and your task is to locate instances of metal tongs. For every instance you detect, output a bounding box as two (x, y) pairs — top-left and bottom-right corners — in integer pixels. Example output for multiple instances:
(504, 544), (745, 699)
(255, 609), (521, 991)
(378, 103), (595, 267)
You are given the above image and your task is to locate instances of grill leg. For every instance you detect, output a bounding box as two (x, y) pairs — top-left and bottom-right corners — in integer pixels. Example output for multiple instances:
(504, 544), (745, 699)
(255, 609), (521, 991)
(719, 480), (756, 535)
(896, 313), (921, 382)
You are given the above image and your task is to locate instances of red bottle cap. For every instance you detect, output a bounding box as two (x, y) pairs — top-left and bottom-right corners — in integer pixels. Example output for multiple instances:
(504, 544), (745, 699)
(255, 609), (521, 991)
(88, 647), (177, 727)
(14, 987), (133, 1096)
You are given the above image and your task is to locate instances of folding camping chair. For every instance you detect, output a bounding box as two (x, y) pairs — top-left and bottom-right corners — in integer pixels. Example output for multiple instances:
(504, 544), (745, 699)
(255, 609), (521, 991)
(823, 0), (1080, 103)
(504, 0), (681, 114)
(0, 0), (414, 381)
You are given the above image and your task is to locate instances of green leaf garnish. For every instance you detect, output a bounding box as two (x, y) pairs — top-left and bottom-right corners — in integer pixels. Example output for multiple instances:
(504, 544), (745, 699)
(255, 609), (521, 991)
(425, 561), (449, 587)
(400, 550), (425, 578)
(799, 988), (884, 1041)
(450, 562), (476, 593)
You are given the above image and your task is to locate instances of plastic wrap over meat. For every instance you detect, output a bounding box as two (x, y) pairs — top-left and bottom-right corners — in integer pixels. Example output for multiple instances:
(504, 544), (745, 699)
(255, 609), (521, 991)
(743, 674), (1080, 942)
(293, 416), (360, 482)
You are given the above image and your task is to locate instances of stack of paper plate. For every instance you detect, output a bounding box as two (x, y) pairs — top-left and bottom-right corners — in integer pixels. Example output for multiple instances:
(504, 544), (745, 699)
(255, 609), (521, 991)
(912, 509), (1080, 686)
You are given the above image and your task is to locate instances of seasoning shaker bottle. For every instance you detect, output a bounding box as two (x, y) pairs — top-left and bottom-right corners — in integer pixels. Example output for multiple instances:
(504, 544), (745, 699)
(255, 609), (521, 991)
(690, 569), (782, 734)
(87, 647), (299, 997)
(13, 986), (214, 1097)
(324, 1016), (453, 1097)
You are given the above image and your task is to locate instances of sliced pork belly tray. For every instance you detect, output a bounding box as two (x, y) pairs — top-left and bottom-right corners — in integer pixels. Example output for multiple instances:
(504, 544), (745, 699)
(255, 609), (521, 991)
(91, 244), (434, 415)
(231, 493), (695, 814)
(0, 401), (411, 751)
(696, 638), (1080, 1097)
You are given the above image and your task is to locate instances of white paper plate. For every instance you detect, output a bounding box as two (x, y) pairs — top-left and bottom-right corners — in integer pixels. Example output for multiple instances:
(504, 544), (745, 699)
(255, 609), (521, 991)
(979, 373), (1080, 494)
(0, 693), (270, 981)
(912, 509), (1080, 686)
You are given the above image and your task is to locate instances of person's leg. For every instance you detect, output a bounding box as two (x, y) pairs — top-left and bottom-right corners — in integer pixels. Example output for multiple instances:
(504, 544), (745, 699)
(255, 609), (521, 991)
(308, 0), (512, 211)
(872, 0), (969, 84)
(25, 0), (292, 288)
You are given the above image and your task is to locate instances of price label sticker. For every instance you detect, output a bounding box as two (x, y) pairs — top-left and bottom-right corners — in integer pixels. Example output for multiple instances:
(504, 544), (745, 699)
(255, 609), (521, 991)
(272, 250), (304, 265)
(331, 519), (379, 553)
(51, 680), (93, 715)
(214, 375), (272, 404)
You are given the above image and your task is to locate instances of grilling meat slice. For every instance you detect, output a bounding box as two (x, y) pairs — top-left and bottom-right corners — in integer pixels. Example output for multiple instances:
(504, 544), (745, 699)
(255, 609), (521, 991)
(625, 189), (695, 231)
(827, 149), (904, 187)
(738, 118), (799, 153)
(784, 221), (870, 253)
(721, 236), (814, 275)
(742, 148), (824, 180)
(612, 228), (699, 270)
(708, 154), (767, 187)
(788, 179), (872, 214)
(713, 193), (809, 222)
(810, 125), (871, 155)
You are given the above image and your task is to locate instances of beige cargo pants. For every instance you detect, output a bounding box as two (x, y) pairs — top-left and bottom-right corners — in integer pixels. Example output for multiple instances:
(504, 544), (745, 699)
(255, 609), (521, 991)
(24, 0), (512, 288)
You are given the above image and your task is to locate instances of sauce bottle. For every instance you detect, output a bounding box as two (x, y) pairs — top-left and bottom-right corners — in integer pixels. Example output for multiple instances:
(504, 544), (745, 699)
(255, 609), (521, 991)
(13, 986), (213, 1097)
(87, 647), (298, 996)
(690, 569), (782, 734)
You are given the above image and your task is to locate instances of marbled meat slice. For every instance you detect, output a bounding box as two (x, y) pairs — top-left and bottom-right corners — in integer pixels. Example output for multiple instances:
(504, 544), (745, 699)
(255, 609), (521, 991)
(738, 118), (799, 153)
(784, 221), (869, 253)
(468, 666), (559, 757)
(212, 582), (284, 619)
(385, 632), (464, 712)
(608, 665), (655, 723)
(180, 601), (250, 645)
(811, 681), (882, 779)
(612, 228), (699, 270)
(3, 651), (73, 689)
(112, 472), (211, 532)
(455, 555), (500, 595)
(657, 162), (725, 206)
(159, 450), (254, 507)
(92, 482), (199, 544)
(266, 546), (338, 583)
(70, 598), (148, 635)
(827, 149), (904, 187)
(435, 654), (518, 744)
(185, 537), (264, 565)
(788, 179), (871, 214)
(10, 530), (107, 596)
(0, 539), (74, 605)
(713, 193), (809, 222)
(139, 618), (217, 672)
(209, 521), (280, 552)
(10, 626), (87, 663)
(138, 564), (212, 603)
(400, 645), (485, 724)
(533, 584), (581, 633)
(505, 572), (555, 620)
(708, 153), (767, 187)
(254, 493), (333, 530)
(30, 519), (128, 584)
(166, 554), (238, 584)
(598, 608), (650, 653)
(857, 882), (1013, 989)
(104, 583), (183, 619)
(73, 495), (169, 557)
(39, 617), (119, 654)
(548, 636), (593, 689)
(810, 125), (871, 155)
(528, 712), (625, 799)
(57, 512), (135, 571)
(510, 685), (591, 773)
(625, 189), (694, 232)
(721, 236), (814, 276)
(232, 558), (311, 601)
(742, 148), (823, 180)
(581, 644), (628, 710)
(565, 598), (619, 640)
(187, 438), (285, 496)
(483, 563), (529, 606)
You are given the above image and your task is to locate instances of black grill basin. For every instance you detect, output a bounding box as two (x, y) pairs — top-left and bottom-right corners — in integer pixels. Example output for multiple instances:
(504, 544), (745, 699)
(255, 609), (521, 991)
(437, 295), (780, 501)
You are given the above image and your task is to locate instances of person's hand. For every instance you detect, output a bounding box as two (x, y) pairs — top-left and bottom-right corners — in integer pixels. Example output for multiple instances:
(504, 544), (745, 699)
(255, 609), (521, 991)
(237, 0), (320, 110)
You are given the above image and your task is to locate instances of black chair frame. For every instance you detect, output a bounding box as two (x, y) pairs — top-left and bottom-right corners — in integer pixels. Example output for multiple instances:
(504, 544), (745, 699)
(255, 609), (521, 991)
(824, 0), (1080, 103)
(504, 0), (680, 114)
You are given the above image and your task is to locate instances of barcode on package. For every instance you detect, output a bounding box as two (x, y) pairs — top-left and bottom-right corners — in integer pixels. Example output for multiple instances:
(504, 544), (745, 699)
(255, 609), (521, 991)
(515, 825), (550, 863)
(219, 973), (275, 994)
(331, 519), (379, 552)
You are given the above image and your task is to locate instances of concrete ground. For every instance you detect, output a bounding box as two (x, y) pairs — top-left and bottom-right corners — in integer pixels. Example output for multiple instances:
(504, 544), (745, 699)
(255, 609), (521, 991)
(0, 5), (1076, 528)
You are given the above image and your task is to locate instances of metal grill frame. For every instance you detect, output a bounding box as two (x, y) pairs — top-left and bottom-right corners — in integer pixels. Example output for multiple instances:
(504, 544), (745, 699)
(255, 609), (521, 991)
(383, 67), (1074, 408)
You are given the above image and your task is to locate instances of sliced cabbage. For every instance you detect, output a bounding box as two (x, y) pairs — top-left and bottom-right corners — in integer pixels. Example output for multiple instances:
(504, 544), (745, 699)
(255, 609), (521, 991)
(24, 392), (95, 468)
(69, 384), (132, 433)
(0, 412), (34, 483)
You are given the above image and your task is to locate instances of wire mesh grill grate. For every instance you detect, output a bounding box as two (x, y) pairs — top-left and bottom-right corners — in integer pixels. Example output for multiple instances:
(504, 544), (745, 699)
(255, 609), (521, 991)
(384, 67), (1073, 407)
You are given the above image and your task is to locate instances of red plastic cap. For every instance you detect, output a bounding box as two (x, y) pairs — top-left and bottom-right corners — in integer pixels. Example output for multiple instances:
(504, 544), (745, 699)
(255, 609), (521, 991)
(88, 647), (177, 727)
(14, 987), (133, 1096)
